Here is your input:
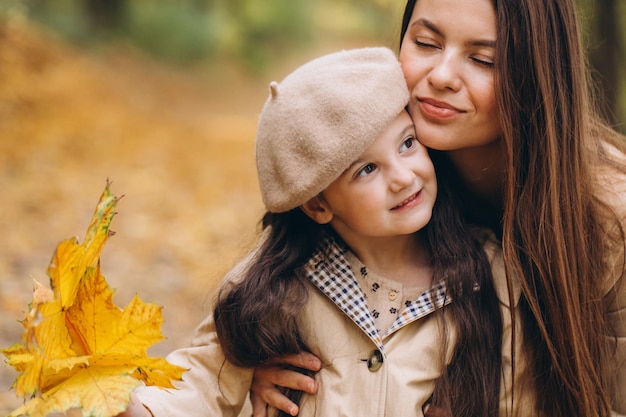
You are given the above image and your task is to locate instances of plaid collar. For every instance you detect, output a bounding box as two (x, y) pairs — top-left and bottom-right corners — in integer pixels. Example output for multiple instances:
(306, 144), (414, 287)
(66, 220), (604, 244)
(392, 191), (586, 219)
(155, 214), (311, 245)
(304, 236), (451, 351)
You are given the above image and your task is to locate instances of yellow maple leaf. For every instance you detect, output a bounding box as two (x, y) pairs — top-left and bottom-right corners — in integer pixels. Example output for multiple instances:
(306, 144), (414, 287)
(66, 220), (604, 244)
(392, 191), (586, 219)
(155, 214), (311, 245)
(2, 182), (186, 417)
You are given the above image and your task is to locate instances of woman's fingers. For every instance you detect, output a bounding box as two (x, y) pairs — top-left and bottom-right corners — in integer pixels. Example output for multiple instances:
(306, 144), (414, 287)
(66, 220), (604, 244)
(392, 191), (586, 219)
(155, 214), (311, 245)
(251, 367), (300, 416)
(249, 353), (322, 416)
(249, 390), (269, 417)
(269, 352), (322, 374)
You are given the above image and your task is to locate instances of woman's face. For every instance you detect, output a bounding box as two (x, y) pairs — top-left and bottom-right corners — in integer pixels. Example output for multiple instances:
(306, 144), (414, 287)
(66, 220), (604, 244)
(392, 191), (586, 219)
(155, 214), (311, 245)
(399, 0), (502, 152)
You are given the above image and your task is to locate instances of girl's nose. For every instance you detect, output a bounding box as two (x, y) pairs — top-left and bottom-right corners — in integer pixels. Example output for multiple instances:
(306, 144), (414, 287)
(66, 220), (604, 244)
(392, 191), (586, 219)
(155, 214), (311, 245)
(427, 53), (462, 92)
(389, 164), (416, 193)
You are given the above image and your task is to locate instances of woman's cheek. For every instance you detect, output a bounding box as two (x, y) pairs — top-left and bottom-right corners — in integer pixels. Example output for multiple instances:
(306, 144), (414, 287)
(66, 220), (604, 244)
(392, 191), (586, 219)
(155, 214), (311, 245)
(399, 45), (418, 87)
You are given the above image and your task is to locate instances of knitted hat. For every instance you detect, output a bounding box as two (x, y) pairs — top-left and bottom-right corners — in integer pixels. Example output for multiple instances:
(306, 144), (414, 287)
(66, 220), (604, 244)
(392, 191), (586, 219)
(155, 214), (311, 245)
(256, 47), (409, 213)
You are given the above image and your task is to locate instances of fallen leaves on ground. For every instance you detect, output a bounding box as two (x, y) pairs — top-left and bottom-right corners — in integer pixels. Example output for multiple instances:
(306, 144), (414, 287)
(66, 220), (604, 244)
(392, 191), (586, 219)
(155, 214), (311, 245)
(1, 182), (186, 417)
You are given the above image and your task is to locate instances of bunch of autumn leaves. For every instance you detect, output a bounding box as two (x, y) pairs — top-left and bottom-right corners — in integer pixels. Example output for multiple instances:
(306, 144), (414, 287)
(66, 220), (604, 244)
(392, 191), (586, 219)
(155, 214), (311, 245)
(1, 184), (185, 417)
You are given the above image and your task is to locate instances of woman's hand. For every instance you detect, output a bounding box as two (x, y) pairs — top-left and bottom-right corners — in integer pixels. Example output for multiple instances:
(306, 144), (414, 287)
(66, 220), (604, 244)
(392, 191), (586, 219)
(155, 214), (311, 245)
(250, 352), (322, 417)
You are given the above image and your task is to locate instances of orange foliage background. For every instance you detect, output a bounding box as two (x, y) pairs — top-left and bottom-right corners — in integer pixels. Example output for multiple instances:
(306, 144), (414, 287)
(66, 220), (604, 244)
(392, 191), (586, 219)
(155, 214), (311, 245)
(0, 20), (275, 414)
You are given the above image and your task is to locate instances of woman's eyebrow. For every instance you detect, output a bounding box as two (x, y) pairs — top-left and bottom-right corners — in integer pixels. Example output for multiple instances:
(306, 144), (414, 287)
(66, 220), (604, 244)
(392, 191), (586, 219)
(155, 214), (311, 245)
(410, 17), (496, 48)
(469, 39), (496, 49)
(410, 18), (442, 37)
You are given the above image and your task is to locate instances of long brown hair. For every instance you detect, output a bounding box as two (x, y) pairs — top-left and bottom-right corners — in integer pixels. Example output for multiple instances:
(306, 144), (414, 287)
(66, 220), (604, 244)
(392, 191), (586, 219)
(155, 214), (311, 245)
(401, 1), (625, 416)
(214, 147), (503, 417)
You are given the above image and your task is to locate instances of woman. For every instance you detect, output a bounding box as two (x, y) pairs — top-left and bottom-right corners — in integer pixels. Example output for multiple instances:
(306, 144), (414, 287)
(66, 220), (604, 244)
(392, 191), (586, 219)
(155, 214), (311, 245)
(251, 0), (626, 416)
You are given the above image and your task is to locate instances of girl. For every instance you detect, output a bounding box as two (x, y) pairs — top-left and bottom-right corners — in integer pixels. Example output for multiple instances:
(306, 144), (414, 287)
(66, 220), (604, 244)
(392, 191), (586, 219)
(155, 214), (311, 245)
(253, 1), (626, 416)
(121, 46), (504, 417)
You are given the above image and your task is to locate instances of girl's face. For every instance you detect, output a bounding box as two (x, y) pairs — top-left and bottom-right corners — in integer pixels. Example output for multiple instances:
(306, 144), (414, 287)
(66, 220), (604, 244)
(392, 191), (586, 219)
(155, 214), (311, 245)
(313, 110), (437, 244)
(399, 0), (502, 152)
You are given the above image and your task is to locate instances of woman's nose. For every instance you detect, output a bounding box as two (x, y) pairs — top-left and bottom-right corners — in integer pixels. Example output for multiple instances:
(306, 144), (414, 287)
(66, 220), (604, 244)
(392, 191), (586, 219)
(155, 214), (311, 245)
(427, 53), (462, 92)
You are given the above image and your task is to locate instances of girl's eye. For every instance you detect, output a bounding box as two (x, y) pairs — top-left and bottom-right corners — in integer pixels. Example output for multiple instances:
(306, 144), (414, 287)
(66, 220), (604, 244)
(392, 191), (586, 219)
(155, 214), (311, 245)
(355, 163), (377, 178)
(400, 137), (416, 153)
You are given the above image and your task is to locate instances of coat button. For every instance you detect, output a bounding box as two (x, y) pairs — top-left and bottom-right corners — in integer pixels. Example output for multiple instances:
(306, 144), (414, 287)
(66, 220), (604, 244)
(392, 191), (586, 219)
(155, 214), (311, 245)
(367, 349), (384, 372)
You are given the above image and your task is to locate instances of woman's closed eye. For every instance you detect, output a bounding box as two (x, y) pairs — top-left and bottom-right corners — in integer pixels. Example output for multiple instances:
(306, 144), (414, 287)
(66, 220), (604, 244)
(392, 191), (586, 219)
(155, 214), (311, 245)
(471, 55), (494, 68)
(414, 38), (440, 50)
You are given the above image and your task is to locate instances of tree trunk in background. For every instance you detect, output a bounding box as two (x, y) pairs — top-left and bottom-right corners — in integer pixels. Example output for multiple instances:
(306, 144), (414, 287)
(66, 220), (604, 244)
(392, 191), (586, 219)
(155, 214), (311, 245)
(587, 0), (622, 129)
(82, 0), (126, 34)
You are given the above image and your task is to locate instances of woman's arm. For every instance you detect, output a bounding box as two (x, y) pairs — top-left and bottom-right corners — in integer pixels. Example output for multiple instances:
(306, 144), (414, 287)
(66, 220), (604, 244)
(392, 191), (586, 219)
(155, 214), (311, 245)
(249, 357), (451, 417)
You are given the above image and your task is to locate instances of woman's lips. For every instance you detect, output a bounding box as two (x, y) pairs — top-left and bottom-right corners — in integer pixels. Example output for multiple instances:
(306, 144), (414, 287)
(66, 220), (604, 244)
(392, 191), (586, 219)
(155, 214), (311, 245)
(418, 97), (463, 120)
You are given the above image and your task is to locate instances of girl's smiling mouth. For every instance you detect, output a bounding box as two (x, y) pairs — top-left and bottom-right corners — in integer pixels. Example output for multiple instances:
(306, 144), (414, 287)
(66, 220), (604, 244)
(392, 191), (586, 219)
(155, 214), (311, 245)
(391, 191), (421, 210)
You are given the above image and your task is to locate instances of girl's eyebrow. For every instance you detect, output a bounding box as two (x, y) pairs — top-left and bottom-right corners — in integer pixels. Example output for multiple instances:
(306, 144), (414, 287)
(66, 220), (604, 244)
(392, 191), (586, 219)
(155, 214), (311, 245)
(345, 122), (416, 172)
(410, 18), (496, 48)
(398, 123), (415, 140)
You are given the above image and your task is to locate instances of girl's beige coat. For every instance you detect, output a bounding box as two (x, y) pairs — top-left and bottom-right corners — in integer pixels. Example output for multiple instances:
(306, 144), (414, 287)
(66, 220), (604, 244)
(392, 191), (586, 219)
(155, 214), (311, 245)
(137, 143), (626, 416)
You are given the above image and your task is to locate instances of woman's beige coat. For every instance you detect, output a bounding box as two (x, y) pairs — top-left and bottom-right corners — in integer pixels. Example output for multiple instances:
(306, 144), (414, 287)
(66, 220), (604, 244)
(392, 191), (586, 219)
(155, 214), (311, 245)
(504, 141), (626, 417)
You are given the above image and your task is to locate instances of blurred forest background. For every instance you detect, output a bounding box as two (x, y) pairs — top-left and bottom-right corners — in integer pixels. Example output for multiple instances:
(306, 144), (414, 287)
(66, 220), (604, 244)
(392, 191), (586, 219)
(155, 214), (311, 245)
(0, 0), (624, 414)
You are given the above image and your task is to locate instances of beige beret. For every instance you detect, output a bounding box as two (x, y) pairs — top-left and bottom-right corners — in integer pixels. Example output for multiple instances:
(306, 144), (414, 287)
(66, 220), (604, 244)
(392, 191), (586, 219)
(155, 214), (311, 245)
(256, 47), (410, 213)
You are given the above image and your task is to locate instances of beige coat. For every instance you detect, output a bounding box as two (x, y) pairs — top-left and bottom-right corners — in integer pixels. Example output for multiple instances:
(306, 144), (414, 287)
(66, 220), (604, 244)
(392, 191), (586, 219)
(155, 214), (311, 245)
(500, 140), (626, 417)
(595, 144), (626, 416)
(138, 236), (460, 417)
(137, 143), (626, 416)
(137, 230), (626, 417)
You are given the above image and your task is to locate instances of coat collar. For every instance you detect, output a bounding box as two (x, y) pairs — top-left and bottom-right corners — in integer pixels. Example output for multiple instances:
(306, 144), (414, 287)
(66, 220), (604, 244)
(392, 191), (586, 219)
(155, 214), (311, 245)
(304, 236), (451, 350)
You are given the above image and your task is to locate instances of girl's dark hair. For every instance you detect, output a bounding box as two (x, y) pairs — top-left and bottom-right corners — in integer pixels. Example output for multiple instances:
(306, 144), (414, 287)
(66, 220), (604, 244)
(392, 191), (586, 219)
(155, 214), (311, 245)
(214, 209), (323, 416)
(425, 149), (503, 417)
(214, 208), (323, 367)
(401, 1), (625, 417)
(214, 147), (503, 416)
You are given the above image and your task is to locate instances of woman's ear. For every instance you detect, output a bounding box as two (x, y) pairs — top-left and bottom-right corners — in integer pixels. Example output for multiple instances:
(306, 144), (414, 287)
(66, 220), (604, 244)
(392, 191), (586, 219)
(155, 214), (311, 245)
(301, 195), (333, 225)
